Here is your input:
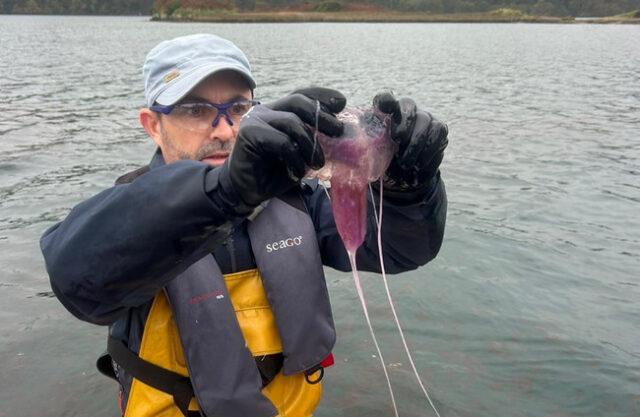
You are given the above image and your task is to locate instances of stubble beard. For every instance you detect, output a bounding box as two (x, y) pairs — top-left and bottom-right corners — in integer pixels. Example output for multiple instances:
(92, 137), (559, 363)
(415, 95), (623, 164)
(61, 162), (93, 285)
(159, 122), (234, 162)
(192, 140), (234, 161)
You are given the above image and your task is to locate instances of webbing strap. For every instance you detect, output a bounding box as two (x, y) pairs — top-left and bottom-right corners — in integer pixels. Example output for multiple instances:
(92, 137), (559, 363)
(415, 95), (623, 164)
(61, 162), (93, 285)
(107, 336), (198, 417)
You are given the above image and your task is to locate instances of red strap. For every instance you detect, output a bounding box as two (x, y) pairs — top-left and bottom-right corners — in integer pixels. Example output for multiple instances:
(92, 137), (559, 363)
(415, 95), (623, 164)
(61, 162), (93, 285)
(320, 353), (334, 368)
(118, 388), (124, 414)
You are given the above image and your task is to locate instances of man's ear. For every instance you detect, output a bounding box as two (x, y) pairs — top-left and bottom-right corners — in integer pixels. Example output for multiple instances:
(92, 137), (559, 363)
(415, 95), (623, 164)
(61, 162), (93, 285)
(139, 108), (163, 148)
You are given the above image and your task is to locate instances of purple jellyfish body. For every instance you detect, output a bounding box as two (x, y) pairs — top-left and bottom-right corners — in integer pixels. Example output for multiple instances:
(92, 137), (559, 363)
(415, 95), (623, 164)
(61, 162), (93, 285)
(309, 106), (443, 417)
(314, 107), (396, 252)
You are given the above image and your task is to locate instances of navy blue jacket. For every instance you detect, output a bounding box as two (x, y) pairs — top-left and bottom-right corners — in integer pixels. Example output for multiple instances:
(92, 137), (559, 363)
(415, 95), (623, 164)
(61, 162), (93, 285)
(40, 151), (447, 335)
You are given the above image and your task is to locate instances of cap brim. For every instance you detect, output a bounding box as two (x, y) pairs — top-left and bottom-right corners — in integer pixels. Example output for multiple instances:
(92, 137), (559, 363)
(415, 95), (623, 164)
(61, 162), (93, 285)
(154, 63), (256, 106)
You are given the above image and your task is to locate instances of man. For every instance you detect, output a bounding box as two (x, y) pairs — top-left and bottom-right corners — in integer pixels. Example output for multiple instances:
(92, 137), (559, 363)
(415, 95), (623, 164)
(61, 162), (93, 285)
(40, 34), (448, 417)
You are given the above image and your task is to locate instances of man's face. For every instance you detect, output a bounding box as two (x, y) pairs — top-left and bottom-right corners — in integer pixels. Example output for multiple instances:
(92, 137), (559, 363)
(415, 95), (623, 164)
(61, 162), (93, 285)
(148, 70), (252, 167)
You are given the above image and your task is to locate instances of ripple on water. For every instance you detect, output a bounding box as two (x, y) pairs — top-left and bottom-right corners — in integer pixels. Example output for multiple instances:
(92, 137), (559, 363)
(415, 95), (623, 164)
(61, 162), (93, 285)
(0, 17), (639, 417)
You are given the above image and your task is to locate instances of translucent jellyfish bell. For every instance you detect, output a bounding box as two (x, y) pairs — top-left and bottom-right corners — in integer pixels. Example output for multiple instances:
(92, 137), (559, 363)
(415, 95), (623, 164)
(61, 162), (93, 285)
(311, 107), (396, 252)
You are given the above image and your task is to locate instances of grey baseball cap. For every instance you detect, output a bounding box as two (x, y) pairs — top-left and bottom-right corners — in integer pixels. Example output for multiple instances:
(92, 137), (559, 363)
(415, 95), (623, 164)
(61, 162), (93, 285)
(143, 33), (256, 107)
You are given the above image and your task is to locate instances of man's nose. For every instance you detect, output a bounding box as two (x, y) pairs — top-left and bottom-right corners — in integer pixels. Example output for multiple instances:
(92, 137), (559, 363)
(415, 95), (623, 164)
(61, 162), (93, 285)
(210, 115), (235, 141)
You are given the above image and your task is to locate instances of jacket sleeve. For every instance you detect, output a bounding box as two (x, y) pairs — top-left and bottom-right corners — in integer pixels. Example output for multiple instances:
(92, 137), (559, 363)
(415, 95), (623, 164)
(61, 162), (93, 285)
(303, 173), (447, 274)
(40, 160), (251, 325)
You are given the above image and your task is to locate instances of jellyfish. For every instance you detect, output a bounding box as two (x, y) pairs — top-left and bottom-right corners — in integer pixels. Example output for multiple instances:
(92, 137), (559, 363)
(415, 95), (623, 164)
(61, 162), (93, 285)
(309, 105), (442, 417)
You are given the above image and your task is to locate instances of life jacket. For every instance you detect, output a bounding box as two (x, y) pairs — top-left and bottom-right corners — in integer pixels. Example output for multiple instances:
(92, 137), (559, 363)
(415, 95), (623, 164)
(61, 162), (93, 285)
(103, 194), (336, 417)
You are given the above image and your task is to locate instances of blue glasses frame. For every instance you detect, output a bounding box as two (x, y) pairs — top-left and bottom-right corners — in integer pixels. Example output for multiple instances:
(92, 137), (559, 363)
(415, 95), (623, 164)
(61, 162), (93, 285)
(150, 99), (260, 127)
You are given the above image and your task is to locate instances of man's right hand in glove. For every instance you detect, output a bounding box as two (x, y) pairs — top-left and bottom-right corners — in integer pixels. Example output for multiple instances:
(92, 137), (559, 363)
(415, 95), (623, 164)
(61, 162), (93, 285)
(221, 88), (346, 207)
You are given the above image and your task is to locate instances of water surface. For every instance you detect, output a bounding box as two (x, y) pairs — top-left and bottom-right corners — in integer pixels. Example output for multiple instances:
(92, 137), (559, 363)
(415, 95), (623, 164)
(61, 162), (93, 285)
(0, 15), (639, 417)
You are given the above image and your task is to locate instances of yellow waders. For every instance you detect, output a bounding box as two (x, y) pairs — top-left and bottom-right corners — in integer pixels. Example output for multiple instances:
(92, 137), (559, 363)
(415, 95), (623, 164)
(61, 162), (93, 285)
(124, 269), (322, 417)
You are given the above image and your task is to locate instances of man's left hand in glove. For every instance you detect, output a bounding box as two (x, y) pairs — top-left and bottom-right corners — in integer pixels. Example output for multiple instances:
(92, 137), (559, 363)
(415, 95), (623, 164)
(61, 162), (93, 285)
(373, 91), (449, 203)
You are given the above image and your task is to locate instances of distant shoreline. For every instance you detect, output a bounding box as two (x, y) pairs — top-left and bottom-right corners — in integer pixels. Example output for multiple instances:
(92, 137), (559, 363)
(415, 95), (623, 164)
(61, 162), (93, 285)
(1, 11), (638, 24)
(151, 11), (640, 24)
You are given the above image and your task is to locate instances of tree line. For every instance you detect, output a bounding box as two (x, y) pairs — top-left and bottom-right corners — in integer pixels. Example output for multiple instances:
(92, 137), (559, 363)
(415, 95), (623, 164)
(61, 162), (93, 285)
(2, 0), (154, 14)
(387, 0), (640, 16)
(2, 0), (639, 16)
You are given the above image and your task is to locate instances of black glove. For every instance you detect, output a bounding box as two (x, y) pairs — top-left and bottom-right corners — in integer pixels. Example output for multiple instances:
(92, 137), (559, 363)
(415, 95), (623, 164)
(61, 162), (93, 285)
(267, 87), (347, 137)
(373, 91), (448, 201)
(222, 88), (346, 207)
